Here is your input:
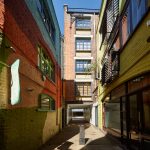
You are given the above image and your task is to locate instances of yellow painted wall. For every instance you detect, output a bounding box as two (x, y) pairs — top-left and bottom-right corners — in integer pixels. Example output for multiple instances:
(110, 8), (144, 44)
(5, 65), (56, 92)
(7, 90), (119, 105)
(96, 0), (107, 129)
(0, 107), (62, 150)
(42, 107), (62, 143)
(42, 111), (59, 143)
(0, 66), (9, 108)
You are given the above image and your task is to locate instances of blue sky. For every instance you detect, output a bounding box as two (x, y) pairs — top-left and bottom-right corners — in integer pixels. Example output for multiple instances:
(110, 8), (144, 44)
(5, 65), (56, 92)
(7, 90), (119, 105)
(52, 0), (101, 34)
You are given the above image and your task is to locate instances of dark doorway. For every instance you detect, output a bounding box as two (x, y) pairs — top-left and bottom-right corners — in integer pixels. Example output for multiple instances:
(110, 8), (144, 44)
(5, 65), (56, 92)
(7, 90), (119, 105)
(62, 108), (65, 128)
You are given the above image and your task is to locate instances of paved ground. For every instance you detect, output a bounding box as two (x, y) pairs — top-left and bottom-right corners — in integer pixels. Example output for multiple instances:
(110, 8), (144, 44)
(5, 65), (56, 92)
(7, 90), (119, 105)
(40, 122), (124, 150)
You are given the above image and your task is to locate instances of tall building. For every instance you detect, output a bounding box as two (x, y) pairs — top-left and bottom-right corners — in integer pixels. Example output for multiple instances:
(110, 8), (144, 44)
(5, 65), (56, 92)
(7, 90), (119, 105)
(0, 0), (62, 149)
(97, 0), (150, 149)
(63, 5), (99, 124)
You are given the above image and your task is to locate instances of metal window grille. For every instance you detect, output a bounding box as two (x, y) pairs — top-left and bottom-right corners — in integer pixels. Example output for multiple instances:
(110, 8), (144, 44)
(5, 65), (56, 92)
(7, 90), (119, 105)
(37, 0), (55, 43)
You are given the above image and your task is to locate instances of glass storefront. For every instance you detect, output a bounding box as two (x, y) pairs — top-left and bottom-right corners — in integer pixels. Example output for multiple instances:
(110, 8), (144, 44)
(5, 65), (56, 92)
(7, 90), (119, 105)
(129, 94), (140, 149)
(105, 99), (121, 133)
(103, 73), (150, 149)
(143, 89), (150, 134)
(142, 89), (150, 149)
(121, 97), (127, 138)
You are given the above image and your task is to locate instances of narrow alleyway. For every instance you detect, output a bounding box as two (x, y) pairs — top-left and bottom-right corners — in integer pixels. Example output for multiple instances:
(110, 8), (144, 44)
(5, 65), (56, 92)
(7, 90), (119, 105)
(40, 121), (124, 150)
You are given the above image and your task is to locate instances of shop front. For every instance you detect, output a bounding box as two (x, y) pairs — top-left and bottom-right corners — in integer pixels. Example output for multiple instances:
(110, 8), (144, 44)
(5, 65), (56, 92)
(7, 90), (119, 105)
(103, 73), (150, 149)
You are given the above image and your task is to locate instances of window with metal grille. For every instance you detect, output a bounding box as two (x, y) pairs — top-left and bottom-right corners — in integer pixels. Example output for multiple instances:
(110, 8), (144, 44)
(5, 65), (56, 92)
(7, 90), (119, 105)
(76, 38), (91, 51)
(39, 94), (56, 111)
(38, 46), (55, 82)
(101, 59), (110, 85)
(36, 0), (55, 43)
(75, 60), (91, 72)
(100, 0), (119, 44)
(76, 18), (91, 29)
(75, 82), (91, 96)
(111, 51), (119, 78)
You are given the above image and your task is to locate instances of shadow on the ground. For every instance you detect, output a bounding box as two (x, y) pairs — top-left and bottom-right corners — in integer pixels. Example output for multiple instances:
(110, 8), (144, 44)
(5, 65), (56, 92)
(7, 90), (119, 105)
(80, 134), (123, 150)
(56, 141), (73, 150)
(39, 121), (90, 150)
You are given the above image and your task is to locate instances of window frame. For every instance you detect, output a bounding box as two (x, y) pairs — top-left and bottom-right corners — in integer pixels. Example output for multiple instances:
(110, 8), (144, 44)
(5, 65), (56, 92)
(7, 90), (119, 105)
(36, 0), (56, 43)
(75, 60), (91, 73)
(38, 45), (55, 82)
(75, 18), (91, 29)
(76, 38), (91, 51)
(38, 94), (56, 111)
(75, 82), (91, 97)
(120, 0), (148, 47)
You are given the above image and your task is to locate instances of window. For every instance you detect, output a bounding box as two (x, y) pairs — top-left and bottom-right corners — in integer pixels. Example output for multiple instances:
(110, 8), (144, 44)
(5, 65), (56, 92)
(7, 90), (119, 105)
(106, 0), (119, 32)
(38, 46), (55, 82)
(121, 0), (147, 45)
(101, 59), (111, 85)
(121, 97), (127, 137)
(121, 11), (128, 45)
(100, 0), (119, 45)
(143, 89), (150, 134)
(111, 51), (119, 78)
(75, 82), (91, 96)
(129, 95), (139, 140)
(105, 100), (121, 133)
(76, 38), (91, 51)
(36, 0), (55, 42)
(131, 0), (147, 30)
(76, 18), (91, 29)
(75, 60), (91, 72)
(39, 94), (55, 111)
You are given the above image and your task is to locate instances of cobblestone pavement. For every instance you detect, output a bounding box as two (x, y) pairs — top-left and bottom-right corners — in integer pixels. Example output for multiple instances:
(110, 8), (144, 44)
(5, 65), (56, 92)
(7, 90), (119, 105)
(40, 122), (124, 150)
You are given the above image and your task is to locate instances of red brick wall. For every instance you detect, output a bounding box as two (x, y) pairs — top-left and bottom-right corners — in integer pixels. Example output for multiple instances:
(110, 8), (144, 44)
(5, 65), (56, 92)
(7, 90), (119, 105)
(0, 0), (4, 29)
(63, 80), (75, 101)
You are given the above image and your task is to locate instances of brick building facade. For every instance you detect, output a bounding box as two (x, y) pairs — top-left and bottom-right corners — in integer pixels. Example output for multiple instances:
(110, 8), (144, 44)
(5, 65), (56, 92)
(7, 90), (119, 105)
(0, 0), (62, 149)
(63, 5), (99, 124)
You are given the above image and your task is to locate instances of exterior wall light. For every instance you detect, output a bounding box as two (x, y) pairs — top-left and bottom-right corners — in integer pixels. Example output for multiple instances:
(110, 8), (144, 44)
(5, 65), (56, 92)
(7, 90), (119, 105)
(147, 36), (150, 43)
(146, 20), (150, 27)
(5, 46), (16, 52)
(26, 88), (34, 92)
